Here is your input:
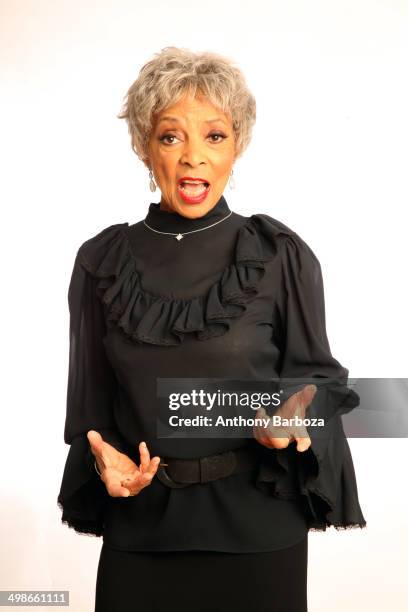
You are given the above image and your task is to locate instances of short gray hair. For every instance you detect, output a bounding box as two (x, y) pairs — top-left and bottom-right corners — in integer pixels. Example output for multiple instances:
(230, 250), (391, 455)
(117, 46), (256, 164)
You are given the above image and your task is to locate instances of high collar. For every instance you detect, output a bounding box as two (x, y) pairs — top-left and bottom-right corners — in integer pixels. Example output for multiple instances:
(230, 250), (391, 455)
(143, 195), (232, 234)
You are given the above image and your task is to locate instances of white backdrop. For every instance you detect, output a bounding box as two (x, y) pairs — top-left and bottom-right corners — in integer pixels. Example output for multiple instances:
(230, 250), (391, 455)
(1, 0), (407, 610)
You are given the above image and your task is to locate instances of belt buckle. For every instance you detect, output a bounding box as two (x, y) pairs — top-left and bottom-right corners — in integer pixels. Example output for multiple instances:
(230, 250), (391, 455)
(156, 462), (190, 489)
(199, 451), (237, 483)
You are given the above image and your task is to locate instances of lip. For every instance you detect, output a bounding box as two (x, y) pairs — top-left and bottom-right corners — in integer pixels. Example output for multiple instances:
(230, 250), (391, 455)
(177, 178), (211, 204)
(178, 176), (210, 186)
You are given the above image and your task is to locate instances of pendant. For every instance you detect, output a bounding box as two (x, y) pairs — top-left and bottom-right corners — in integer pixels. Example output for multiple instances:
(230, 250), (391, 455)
(175, 234), (184, 241)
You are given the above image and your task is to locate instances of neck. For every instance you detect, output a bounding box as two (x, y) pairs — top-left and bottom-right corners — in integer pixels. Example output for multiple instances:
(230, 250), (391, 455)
(144, 195), (232, 234)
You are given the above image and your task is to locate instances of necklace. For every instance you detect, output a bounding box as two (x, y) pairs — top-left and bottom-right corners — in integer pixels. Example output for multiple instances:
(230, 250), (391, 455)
(143, 211), (233, 241)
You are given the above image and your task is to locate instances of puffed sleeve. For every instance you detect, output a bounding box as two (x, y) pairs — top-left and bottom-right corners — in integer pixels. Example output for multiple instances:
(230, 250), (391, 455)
(57, 247), (131, 537)
(256, 232), (367, 531)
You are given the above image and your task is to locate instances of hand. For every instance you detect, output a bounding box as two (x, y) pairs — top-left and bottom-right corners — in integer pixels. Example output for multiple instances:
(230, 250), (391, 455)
(253, 384), (317, 452)
(87, 431), (161, 497)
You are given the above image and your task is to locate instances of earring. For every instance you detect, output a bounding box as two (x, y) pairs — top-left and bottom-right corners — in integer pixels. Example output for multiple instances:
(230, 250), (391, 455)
(229, 169), (235, 190)
(149, 169), (157, 192)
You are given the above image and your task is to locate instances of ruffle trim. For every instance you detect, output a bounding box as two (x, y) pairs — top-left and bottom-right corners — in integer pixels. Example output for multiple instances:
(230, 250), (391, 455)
(57, 434), (115, 538)
(78, 214), (293, 346)
(57, 500), (104, 537)
(255, 427), (367, 532)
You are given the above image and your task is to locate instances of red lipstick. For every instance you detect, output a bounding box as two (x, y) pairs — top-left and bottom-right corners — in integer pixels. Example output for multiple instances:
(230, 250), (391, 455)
(177, 177), (211, 205)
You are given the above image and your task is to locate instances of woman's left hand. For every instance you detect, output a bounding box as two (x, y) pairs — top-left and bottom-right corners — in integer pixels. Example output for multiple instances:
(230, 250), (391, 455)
(253, 384), (317, 452)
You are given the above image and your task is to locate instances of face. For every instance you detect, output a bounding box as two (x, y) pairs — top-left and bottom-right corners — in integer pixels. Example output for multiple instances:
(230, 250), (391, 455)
(145, 92), (237, 217)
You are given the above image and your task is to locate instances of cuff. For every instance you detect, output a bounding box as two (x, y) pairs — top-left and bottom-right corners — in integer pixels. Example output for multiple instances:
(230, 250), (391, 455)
(57, 428), (131, 537)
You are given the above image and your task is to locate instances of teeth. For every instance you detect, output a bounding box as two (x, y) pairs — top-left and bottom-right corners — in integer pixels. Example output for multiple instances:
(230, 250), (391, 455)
(181, 182), (207, 186)
(179, 182), (208, 194)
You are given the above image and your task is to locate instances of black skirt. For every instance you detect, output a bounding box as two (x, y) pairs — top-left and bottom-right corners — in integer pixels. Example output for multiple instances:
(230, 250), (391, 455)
(94, 535), (308, 612)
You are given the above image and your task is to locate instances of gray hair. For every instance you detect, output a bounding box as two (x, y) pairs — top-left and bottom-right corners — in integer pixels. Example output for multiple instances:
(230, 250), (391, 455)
(117, 46), (256, 164)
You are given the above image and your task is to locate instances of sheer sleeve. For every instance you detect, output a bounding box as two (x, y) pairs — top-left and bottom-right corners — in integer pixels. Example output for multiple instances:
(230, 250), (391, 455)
(256, 233), (366, 531)
(57, 247), (130, 537)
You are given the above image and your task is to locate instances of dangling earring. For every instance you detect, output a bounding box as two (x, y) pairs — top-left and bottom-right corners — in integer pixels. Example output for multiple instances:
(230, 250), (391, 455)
(229, 168), (235, 190)
(149, 169), (157, 192)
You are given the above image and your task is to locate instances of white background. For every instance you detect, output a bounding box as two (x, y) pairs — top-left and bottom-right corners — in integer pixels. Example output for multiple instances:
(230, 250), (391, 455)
(1, 0), (407, 610)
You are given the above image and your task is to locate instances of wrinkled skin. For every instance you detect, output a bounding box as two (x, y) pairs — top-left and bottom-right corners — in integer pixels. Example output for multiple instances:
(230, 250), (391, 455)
(87, 431), (161, 497)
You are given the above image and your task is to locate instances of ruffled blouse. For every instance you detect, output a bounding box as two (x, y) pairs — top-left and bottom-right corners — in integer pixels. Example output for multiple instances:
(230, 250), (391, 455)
(57, 195), (366, 552)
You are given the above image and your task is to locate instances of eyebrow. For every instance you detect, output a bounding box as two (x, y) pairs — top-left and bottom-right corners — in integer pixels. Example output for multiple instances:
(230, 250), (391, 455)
(157, 116), (227, 125)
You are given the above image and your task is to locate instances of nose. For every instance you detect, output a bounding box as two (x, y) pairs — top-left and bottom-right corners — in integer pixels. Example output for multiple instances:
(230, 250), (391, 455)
(179, 134), (206, 167)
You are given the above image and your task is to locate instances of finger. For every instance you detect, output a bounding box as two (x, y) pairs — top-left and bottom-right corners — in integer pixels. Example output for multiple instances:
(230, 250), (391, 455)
(87, 431), (109, 472)
(87, 430), (104, 456)
(125, 469), (155, 493)
(272, 418), (292, 442)
(254, 424), (272, 447)
(295, 438), (311, 452)
(252, 409), (262, 437)
(87, 431), (112, 463)
(139, 441), (150, 472)
(87, 430), (117, 471)
(294, 428), (312, 452)
(266, 422), (289, 441)
(104, 471), (133, 497)
(254, 408), (271, 445)
(254, 407), (265, 421)
(298, 384), (317, 413)
(109, 482), (132, 497)
(281, 384), (315, 419)
(140, 471), (154, 487)
(259, 429), (287, 449)
(123, 456), (161, 491)
(257, 412), (285, 448)
(252, 419), (264, 443)
(144, 456), (161, 476)
(255, 409), (289, 449)
(270, 436), (291, 449)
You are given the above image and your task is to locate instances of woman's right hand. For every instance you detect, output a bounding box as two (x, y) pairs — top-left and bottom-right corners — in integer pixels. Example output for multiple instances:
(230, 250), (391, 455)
(253, 384), (317, 452)
(87, 430), (161, 497)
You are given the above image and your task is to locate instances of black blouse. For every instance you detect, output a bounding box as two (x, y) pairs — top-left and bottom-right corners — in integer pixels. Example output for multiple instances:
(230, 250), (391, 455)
(57, 195), (366, 552)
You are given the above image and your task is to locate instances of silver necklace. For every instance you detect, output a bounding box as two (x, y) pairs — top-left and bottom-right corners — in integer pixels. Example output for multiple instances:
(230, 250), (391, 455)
(143, 211), (233, 241)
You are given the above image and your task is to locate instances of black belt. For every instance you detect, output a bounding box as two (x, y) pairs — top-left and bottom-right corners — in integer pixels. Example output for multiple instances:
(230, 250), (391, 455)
(156, 446), (258, 488)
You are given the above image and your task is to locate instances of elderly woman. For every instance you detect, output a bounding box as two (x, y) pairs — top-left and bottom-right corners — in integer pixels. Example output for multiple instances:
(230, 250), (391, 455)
(57, 46), (366, 612)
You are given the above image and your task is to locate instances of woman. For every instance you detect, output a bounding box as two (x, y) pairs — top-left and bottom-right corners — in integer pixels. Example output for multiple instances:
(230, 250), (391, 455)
(57, 46), (366, 612)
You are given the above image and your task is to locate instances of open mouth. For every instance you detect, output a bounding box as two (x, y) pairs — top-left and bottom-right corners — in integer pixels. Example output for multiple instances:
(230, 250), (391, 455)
(178, 181), (210, 196)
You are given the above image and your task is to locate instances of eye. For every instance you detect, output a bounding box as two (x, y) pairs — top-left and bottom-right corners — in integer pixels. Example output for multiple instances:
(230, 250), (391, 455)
(159, 134), (180, 145)
(158, 132), (227, 146)
(209, 132), (227, 143)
